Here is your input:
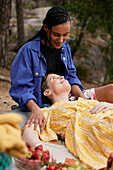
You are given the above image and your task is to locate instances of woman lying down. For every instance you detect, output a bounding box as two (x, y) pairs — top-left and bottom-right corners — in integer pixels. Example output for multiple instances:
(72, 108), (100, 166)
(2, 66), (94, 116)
(22, 73), (113, 169)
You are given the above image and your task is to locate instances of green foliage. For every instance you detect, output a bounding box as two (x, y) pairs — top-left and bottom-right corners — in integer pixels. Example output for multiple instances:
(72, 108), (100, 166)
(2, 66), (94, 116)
(65, 0), (113, 81)
(76, 65), (88, 80)
(65, 0), (113, 34)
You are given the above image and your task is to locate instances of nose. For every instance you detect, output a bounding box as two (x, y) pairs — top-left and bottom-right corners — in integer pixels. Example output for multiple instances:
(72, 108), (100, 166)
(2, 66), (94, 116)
(58, 36), (63, 43)
(60, 76), (64, 79)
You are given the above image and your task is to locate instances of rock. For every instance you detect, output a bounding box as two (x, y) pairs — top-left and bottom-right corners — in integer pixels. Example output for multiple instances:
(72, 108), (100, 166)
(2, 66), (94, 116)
(73, 32), (109, 84)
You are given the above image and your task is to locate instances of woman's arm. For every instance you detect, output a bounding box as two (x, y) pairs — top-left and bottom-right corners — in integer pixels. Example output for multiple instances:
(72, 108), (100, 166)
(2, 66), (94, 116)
(9, 46), (37, 110)
(22, 127), (43, 147)
(22, 127), (56, 162)
(10, 44), (46, 133)
(71, 84), (86, 99)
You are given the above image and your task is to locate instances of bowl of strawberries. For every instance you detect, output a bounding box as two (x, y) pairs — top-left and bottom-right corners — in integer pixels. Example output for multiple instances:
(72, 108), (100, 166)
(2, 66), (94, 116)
(14, 142), (50, 170)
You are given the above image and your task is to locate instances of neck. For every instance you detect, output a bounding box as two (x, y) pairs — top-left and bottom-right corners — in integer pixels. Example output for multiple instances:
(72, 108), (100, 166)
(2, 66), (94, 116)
(52, 93), (69, 103)
(41, 38), (51, 48)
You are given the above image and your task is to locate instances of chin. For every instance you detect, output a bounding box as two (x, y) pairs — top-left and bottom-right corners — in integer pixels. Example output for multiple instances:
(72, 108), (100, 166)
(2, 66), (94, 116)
(54, 43), (62, 49)
(55, 46), (62, 49)
(65, 85), (71, 92)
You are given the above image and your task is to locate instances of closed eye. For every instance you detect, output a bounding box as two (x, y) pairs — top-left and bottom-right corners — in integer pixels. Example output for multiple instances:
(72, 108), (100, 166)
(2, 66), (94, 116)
(54, 33), (59, 37)
(53, 32), (69, 37)
(52, 76), (56, 79)
(50, 76), (57, 80)
(52, 76), (60, 80)
(63, 33), (69, 36)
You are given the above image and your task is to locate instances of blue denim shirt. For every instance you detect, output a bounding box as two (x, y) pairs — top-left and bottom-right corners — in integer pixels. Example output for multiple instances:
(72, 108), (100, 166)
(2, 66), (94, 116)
(9, 36), (83, 110)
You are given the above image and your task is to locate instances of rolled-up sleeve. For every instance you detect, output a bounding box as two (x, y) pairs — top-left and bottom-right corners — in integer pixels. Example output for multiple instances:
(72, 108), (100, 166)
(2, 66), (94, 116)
(9, 45), (36, 110)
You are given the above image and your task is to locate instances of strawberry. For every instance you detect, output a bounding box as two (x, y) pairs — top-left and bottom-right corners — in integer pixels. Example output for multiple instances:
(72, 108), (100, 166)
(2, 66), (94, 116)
(18, 161), (23, 167)
(20, 158), (28, 162)
(32, 150), (43, 160)
(56, 166), (62, 170)
(48, 165), (56, 170)
(26, 142), (31, 148)
(27, 159), (35, 168)
(35, 144), (43, 151)
(34, 159), (41, 165)
(41, 153), (49, 161)
(43, 150), (50, 156)
(29, 147), (35, 154)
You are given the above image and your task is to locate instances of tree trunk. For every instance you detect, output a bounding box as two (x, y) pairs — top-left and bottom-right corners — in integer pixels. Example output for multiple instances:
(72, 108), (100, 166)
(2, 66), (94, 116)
(0, 0), (12, 67)
(16, 0), (25, 48)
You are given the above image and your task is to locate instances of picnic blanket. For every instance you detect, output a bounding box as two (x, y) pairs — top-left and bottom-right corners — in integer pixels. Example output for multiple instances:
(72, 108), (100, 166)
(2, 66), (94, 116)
(33, 98), (113, 169)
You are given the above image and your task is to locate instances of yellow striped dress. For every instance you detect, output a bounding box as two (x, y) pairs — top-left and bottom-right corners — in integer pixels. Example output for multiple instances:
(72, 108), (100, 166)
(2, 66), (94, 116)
(36, 98), (113, 169)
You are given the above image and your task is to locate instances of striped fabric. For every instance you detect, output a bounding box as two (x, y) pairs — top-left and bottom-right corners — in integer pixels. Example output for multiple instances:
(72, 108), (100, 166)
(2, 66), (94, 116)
(35, 98), (113, 169)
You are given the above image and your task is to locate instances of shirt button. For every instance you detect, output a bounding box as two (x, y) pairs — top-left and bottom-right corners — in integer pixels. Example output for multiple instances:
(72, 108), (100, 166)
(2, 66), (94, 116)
(63, 57), (65, 60)
(35, 72), (38, 76)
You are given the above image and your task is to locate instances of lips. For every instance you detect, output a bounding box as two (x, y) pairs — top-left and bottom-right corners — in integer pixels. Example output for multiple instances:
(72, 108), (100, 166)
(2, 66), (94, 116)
(55, 42), (62, 46)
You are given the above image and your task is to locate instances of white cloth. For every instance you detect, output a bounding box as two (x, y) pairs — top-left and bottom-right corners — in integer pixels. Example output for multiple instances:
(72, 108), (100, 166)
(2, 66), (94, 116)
(69, 88), (96, 101)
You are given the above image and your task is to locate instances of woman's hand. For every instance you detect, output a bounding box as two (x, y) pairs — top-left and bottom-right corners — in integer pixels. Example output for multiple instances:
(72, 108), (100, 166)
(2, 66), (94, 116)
(90, 102), (113, 114)
(26, 99), (46, 134)
(26, 108), (46, 134)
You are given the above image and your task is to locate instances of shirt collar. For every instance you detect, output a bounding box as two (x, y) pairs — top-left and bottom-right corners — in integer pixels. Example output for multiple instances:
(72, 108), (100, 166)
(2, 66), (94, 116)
(31, 36), (66, 54)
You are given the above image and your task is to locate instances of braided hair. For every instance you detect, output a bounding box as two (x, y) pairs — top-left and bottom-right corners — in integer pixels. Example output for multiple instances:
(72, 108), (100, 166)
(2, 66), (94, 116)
(27, 7), (71, 42)
(43, 6), (70, 27)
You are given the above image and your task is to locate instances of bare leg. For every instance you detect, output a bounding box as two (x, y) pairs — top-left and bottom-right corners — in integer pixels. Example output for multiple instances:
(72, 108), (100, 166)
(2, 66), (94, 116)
(22, 127), (44, 148)
(95, 84), (113, 103)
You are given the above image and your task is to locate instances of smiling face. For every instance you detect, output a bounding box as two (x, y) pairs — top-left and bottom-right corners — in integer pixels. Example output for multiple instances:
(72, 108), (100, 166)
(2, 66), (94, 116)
(43, 21), (70, 49)
(44, 74), (71, 96)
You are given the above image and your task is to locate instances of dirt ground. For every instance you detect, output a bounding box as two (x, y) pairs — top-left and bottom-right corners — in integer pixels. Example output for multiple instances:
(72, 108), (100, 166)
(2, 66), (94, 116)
(0, 67), (17, 114)
(0, 67), (99, 114)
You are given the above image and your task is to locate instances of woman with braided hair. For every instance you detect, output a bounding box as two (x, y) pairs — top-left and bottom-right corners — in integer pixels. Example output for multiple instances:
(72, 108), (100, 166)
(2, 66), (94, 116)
(9, 7), (113, 133)
(9, 7), (84, 131)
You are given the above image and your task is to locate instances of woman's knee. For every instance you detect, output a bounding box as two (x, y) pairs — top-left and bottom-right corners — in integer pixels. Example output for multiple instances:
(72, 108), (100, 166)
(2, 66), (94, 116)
(95, 84), (113, 102)
(106, 84), (113, 90)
